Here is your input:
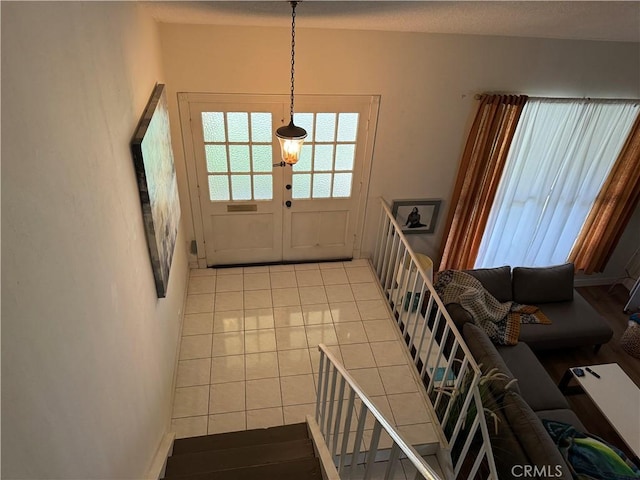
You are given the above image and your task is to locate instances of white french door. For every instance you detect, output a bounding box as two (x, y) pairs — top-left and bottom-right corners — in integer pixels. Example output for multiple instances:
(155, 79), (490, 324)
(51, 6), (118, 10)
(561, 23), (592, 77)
(179, 93), (379, 266)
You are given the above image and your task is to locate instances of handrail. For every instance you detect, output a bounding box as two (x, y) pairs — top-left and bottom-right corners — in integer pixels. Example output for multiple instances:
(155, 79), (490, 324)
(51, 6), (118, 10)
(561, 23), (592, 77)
(316, 344), (442, 480)
(372, 197), (498, 479)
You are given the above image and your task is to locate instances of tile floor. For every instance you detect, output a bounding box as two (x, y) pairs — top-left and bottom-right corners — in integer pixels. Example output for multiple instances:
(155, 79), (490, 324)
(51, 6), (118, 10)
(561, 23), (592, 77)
(170, 259), (438, 452)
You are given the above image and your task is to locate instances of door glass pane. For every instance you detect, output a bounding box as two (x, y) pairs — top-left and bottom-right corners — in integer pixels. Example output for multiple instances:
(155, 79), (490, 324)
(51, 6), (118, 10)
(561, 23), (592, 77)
(293, 145), (312, 172)
(312, 173), (332, 198)
(209, 175), (230, 201)
(293, 173), (311, 199)
(202, 112), (226, 142)
(253, 174), (273, 200)
(335, 144), (355, 171)
(333, 173), (352, 198)
(229, 145), (250, 172)
(314, 145), (334, 171)
(231, 175), (251, 200)
(252, 145), (272, 172)
(251, 113), (272, 142)
(295, 113), (314, 141)
(205, 145), (228, 173)
(315, 113), (336, 142)
(337, 113), (359, 142)
(227, 112), (249, 142)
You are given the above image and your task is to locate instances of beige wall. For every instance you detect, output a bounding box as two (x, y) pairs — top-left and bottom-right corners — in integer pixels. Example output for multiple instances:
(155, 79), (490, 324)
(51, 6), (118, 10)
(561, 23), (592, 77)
(160, 23), (639, 282)
(2, 3), (188, 478)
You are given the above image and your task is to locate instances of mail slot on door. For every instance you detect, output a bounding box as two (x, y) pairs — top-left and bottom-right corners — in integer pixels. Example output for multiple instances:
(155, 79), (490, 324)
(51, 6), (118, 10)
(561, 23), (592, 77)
(227, 204), (258, 212)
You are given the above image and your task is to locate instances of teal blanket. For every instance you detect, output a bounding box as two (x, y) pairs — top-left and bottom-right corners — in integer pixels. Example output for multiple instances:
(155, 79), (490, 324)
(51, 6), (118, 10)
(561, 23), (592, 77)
(543, 420), (640, 480)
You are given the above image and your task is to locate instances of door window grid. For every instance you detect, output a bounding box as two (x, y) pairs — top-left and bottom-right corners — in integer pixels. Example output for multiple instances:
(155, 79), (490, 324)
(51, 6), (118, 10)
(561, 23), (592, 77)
(292, 112), (359, 199)
(202, 112), (273, 201)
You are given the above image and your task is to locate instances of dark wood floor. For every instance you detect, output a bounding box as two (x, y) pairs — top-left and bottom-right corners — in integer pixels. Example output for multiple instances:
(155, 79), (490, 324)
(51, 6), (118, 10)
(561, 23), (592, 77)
(536, 284), (640, 463)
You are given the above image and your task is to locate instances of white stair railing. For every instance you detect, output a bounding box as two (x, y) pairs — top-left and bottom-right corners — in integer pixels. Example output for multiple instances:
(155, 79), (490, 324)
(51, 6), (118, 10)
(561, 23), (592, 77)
(372, 198), (498, 480)
(316, 344), (443, 480)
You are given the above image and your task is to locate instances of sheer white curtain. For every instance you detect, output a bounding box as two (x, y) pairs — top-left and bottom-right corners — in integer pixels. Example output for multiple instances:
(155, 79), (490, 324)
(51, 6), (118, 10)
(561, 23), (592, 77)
(475, 99), (640, 268)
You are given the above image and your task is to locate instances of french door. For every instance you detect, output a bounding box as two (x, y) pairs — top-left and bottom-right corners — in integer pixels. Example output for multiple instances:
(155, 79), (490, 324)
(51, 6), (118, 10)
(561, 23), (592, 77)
(179, 93), (379, 266)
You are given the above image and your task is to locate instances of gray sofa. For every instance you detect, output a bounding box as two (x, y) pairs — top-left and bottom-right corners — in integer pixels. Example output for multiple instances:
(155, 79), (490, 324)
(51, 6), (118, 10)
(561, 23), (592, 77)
(446, 263), (614, 351)
(462, 322), (583, 479)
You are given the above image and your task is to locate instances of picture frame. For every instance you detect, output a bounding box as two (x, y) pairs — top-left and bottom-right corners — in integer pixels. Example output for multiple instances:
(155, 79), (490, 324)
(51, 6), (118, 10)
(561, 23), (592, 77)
(392, 199), (441, 235)
(131, 84), (181, 298)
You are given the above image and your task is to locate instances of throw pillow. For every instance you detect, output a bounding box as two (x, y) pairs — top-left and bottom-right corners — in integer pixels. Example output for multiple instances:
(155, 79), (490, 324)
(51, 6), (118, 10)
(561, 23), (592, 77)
(512, 263), (574, 304)
(464, 265), (513, 303)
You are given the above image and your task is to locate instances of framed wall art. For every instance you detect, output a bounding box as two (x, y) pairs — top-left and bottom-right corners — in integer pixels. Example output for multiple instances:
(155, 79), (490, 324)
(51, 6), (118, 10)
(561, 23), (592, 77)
(131, 84), (181, 298)
(392, 199), (441, 235)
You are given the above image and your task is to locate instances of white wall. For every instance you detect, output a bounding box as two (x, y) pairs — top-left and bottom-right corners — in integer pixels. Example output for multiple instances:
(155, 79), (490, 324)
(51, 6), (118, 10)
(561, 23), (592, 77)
(159, 23), (639, 281)
(2, 3), (188, 478)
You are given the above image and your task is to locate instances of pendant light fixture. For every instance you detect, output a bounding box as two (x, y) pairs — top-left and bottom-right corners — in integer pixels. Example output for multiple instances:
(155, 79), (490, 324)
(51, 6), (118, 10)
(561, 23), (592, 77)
(275, 1), (307, 166)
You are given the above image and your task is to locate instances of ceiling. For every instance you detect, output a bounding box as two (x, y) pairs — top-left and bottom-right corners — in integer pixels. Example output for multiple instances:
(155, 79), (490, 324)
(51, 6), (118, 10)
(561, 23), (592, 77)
(146, 1), (640, 43)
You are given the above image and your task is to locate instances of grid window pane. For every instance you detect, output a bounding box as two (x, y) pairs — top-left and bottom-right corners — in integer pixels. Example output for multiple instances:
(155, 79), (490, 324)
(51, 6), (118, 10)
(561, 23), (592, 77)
(253, 174), (273, 200)
(315, 113), (336, 142)
(295, 113), (314, 141)
(335, 144), (355, 171)
(227, 112), (249, 142)
(293, 173), (311, 199)
(229, 145), (250, 172)
(205, 145), (228, 173)
(202, 112), (226, 143)
(314, 145), (334, 171)
(251, 113), (272, 142)
(337, 113), (359, 142)
(252, 145), (272, 172)
(312, 173), (332, 198)
(333, 173), (352, 198)
(293, 145), (313, 172)
(208, 175), (230, 201)
(231, 175), (252, 200)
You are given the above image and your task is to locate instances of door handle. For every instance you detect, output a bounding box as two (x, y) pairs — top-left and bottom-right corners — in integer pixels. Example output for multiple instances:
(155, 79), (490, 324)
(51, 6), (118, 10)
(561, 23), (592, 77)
(285, 200), (292, 208)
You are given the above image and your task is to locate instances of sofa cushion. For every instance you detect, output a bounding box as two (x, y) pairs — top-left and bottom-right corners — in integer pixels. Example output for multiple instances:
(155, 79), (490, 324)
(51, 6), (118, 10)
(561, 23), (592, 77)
(518, 292), (613, 350)
(464, 265), (512, 302)
(496, 342), (569, 411)
(446, 303), (474, 329)
(502, 391), (573, 480)
(536, 409), (586, 431)
(463, 323), (519, 394)
(512, 263), (574, 304)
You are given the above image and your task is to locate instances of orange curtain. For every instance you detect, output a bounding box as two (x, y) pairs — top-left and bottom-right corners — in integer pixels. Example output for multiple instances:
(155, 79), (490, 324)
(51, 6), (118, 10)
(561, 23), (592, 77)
(569, 112), (640, 274)
(439, 94), (528, 271)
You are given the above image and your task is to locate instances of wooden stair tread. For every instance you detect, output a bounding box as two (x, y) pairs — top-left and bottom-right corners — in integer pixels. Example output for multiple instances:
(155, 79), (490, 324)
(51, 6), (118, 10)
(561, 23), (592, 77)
(165, 438), (314, 477)
(171, 423), (309, 455)
(163, 457), (322, 480)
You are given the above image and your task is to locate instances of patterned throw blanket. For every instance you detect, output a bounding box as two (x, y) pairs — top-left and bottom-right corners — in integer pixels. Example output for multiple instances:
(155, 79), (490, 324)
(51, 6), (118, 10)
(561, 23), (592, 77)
(434, 270), (550, 345)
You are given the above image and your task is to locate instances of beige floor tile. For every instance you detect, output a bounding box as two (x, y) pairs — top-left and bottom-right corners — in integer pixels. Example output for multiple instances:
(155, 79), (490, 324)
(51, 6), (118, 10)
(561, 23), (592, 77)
(357, 300), (390, 320)
(208, 411), (246, 434)
(325, 284), (355, 303)
(349, 368), (386, 397)
(214, 291), (244, 311)
(309, 345), (343, 373)
(176, 358), (211, 387)
(215, 274), (243, 292)
(350, 283), (381, 301)
(397, 423), (438, 446)
(387, 392), (430, 425)
(209, 381), (245, 414)
(246, 407), (284, 429)
(244, 308), (275, 330)
(188, 275), (216, 294)
(269, 264), (294, 272)
(340, 343), (376, 369)
(244, 289), (273, 309)
(212, 310), (244, 333)
(278, 348), (312, 376)
(363, 319), (398, 342)
(246, 377), (282, 410)
(217, 267), (244, 275)
(210, 355), (245, 384)
(356, 395), (395, 430)
(243, 272), (271, 291)
(182, 313), (213, 336)
(179, 334), (213, 360)
(370, 341), (408, 367)
(302, 304), (334, 325)
(294, 263), (320, 271)
(275, 326), (308, 350)
(346, 267), (376, 284)
(245, 351), (279, 380)
(243, 265), (270, 273)
(283, 403), (317, 424)
(273, 305), (304, 328)
(343, 259), (370, 268)
(172, 416), (208, 439)
(272, 287), (300, 307)
(185, 294), (215, 314)
(281, 374), (317, 406)
(211, 332), (244, 357)
(270, 271), (298, 288)
(319, 262), (344, 270)
(190, 268), (216, 277)
(299, 286), (328, 305)
(335, 322), (368, 345)
(244, 329), (277, 353)
(173, 385), (209, 418)
(321, 268), (349, 285)
(296, 270), (324, 287)
(306, 324), (339, 347)
(378, 365), (419, 394)
(330, 302), (362, 323)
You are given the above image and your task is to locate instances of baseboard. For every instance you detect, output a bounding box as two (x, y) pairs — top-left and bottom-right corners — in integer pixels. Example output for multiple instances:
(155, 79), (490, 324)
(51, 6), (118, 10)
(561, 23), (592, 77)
(574, 275), (620, 287)
(145, 432), (175, 480)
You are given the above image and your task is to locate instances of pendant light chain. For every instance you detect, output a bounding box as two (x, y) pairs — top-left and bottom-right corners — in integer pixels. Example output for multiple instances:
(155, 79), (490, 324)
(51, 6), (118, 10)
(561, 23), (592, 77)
(289, 1), (298, 121)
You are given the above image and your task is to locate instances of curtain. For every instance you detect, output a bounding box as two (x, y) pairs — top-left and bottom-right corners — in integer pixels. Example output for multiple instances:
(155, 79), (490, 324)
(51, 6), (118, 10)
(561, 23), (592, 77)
(570, 111), (640, 273)
(439, 94), (527, 271)
(474, 99), (639, 269)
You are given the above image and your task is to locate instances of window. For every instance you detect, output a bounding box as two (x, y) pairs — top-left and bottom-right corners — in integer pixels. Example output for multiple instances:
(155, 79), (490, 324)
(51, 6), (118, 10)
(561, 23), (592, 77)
(475, 99), (639, 268)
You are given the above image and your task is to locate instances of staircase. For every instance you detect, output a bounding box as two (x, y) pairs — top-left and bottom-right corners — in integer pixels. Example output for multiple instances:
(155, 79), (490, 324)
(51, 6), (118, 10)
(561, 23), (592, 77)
(162, 423), (323, 480)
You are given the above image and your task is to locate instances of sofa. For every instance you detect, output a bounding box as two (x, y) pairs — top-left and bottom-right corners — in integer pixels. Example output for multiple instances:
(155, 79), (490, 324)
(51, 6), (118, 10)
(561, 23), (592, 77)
(445, 263), (614, 351)
(461, 322), (584, 479)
